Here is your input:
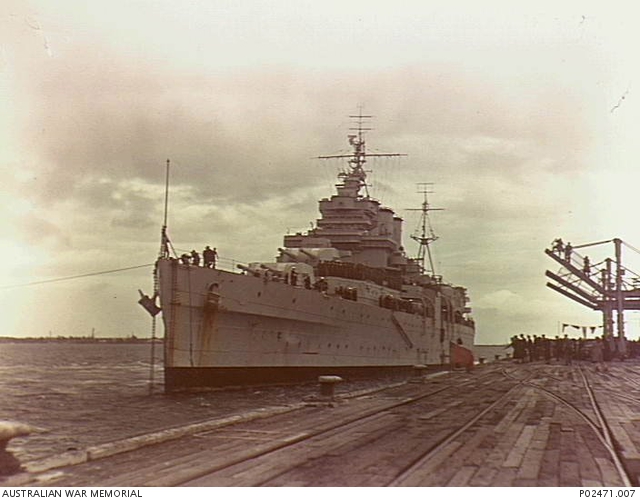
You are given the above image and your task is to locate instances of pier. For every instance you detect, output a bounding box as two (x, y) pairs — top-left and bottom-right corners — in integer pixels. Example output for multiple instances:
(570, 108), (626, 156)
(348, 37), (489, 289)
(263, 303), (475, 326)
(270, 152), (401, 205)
(4, 361), (640, 487)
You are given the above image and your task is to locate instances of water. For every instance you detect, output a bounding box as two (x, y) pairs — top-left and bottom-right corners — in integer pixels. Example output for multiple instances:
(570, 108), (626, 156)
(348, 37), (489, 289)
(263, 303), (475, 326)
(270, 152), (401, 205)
(0, 341), (308, 463)
(0, 341), (407, 464)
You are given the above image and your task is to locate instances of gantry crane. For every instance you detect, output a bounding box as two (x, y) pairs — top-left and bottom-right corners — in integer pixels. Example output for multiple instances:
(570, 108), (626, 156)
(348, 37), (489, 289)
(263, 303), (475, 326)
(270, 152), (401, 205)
(545, 238), (640, 339)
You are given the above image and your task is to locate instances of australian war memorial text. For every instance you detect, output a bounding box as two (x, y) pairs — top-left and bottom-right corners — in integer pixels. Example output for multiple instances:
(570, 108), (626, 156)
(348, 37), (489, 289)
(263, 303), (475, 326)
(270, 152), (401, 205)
(1, 490), (142, 499)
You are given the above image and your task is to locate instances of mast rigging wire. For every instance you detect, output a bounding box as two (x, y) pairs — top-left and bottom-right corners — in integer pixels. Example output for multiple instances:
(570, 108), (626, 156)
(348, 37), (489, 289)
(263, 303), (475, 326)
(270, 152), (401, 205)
(0, 263), (155, 289)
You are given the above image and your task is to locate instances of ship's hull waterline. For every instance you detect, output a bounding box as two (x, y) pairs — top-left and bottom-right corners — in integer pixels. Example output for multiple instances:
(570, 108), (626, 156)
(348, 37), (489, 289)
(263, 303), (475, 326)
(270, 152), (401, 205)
(158, 259), (475, 390)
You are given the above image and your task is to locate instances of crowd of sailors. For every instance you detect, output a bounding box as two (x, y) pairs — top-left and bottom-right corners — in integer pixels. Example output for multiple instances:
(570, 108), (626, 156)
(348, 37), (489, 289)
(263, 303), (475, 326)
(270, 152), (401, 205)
(174, 246), (472, 327)
(245, 266), (316, 290)
(179, 246), (218, 268)
(509, 333), (640, 367)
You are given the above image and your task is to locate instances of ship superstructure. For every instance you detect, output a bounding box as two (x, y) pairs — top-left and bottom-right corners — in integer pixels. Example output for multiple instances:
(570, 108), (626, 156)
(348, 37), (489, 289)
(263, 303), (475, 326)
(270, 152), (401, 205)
(154, 116), (475, 390)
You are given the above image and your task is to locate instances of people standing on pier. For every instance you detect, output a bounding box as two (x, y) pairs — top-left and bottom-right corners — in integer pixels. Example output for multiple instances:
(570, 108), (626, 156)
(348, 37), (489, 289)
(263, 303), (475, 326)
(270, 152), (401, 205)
(526, 335), (534, 362)
(576, 338), (585, 361)
(554, 336), (562, 361)
(509, 335), (525, 363)
(583, 256), (591, 275)
(180, 253), (190, 265)
(564, 336), (575, 365)
(518, 334), (526, 360)
(591, 337), (605, 371)
(542, 334), (551, 363)
(533, 335), (542, 362)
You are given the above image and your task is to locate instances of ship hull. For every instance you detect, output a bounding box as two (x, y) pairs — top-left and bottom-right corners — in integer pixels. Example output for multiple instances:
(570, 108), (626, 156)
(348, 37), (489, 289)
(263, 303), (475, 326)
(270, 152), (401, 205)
(165, 365), (423, 390)
(158, 259), (475, 391)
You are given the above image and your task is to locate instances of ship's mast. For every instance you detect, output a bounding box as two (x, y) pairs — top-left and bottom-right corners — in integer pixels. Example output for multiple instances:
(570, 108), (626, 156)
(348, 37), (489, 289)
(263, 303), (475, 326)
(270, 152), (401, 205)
(346, 112), (372, 197)
(149, 158), (170, 394)
(407, 183), (444, 276)
(160, 159), (170, 259)
(317, 112), (406, 198)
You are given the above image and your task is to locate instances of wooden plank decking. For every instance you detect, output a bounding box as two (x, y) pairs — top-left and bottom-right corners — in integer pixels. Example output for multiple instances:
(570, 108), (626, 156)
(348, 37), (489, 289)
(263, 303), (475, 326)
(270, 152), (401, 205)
(4, 361), (640, 487)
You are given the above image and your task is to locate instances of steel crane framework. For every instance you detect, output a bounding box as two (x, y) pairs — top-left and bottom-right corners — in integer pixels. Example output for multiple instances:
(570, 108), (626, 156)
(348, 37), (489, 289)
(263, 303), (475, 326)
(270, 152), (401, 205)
(545, 238), (640, 339)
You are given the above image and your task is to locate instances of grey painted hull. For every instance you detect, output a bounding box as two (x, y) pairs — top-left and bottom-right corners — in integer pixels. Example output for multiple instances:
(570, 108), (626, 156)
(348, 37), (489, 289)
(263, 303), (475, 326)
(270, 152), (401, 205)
(158, 259), (475, 390)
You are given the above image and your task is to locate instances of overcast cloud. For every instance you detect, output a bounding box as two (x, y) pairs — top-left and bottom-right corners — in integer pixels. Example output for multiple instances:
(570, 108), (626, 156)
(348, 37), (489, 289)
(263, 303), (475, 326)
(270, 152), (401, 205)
(1, 1), (639, 343)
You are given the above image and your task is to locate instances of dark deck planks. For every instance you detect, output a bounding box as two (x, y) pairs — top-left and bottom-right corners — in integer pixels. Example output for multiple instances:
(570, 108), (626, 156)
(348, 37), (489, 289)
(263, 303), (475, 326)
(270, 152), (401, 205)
(8, 361), (640, 487)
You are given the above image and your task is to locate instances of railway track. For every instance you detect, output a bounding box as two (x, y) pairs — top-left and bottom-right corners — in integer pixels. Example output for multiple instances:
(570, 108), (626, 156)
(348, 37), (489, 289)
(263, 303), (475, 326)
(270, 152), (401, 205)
(184, 364), (633, 487)
(17, 363), (635, 486)
(177, 368), (533, 486)
(26, 367), (518, 486)
(503, 364), (633, 487)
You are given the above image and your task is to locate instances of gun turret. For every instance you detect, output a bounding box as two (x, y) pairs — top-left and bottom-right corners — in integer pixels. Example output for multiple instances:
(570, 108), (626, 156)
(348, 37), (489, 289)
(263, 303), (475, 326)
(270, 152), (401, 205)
(259, 263), (281, 274)
(278, 247), (300, 262)
(237, 264), (257, 275)
(299, 248), (317, 260)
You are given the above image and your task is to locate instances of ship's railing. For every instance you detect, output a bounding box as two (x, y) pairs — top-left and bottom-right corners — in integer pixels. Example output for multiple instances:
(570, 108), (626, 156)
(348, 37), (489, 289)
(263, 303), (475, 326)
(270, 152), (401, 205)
(171, 247), (474, 327)
(168, 249), (473, 327)
(317, 261), (403, 290)
(216, 255), (247, 273)
(171, 248), (247, 274)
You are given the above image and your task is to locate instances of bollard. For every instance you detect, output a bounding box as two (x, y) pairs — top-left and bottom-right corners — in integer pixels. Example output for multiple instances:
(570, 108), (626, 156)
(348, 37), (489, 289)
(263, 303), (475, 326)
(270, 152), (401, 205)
(318, 375), (343, 400)
(410, 364), (428, 382)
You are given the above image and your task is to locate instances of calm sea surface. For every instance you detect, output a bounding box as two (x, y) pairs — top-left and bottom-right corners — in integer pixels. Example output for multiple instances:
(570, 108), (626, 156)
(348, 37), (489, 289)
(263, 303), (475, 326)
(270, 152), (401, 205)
(0, 341), (405, 465)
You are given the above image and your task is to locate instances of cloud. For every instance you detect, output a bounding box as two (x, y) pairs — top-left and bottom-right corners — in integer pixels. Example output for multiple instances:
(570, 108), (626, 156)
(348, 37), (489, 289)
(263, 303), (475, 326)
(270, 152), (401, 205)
(17, 213), (69, 248)
(3, 3), (631, 341)
(14, 39), (596, 211)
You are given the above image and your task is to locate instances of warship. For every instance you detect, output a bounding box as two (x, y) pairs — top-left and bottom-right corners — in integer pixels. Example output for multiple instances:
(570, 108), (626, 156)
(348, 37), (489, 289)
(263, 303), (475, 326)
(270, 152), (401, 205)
(147, 115), (475, 390)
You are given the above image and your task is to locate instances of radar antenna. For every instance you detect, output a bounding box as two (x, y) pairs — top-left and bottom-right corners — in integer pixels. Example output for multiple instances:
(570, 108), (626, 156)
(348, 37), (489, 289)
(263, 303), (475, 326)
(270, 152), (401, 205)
(317, 111), (406, 198)
(406, 183), (444, 276)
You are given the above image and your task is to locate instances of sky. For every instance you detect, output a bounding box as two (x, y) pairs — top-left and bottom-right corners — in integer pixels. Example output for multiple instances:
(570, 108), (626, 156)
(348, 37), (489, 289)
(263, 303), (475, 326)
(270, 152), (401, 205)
(1, 0), (639, 344)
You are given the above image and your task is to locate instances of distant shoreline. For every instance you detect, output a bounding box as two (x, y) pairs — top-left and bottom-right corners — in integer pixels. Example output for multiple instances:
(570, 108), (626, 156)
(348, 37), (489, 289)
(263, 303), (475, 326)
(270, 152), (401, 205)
(0, 336), (159, 344)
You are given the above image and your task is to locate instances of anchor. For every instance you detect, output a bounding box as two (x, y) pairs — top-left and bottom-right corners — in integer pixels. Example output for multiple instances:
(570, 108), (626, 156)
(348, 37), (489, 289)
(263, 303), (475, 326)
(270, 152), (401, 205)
(138, 289), (161, 317)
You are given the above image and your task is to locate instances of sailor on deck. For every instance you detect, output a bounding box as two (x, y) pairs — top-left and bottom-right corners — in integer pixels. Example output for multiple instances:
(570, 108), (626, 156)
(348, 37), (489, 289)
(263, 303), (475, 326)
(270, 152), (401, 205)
(203, 246), (218, 268)
(191, 250), (200, 266)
